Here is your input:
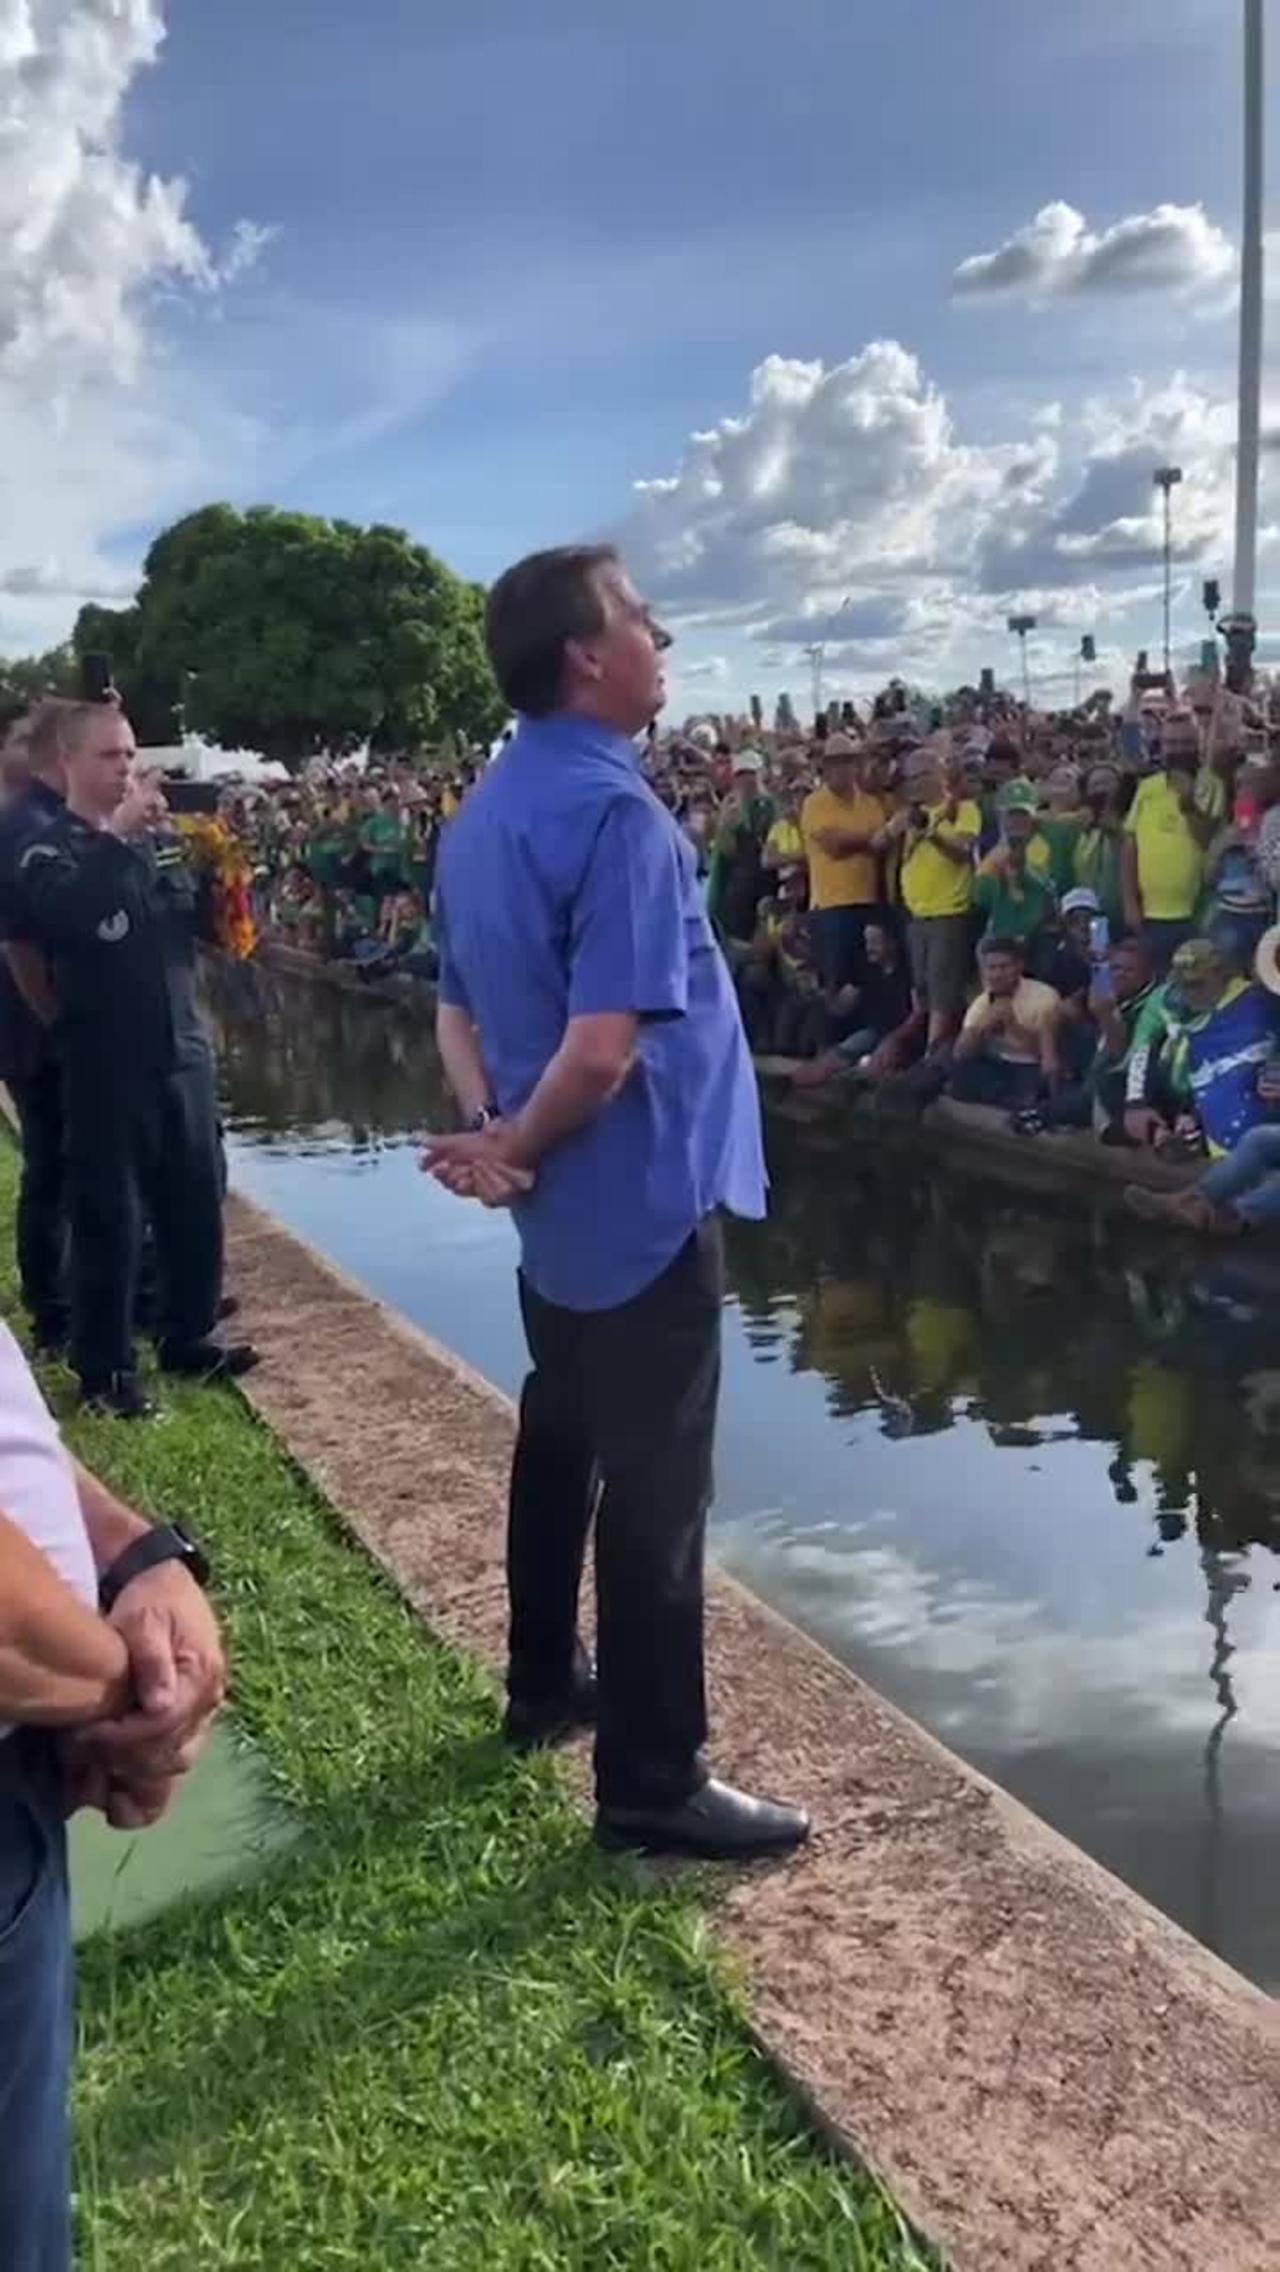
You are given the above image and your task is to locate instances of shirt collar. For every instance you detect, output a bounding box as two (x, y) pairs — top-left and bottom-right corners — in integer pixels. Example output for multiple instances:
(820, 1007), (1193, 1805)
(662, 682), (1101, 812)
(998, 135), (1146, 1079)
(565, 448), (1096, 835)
(516, 711), (642, 773)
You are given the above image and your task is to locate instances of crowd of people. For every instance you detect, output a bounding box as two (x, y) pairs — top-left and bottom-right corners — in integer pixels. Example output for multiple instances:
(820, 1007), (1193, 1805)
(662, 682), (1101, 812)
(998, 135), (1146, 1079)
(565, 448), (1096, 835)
(219, 766), (465, 981)
(219, 660), (1280, 1241)
(678, 681), (1280, 1237)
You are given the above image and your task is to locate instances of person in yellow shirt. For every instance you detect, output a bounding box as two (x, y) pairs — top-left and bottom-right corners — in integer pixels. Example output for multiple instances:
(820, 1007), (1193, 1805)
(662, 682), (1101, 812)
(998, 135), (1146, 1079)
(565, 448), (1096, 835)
(762, 785), (806, 891)
(882, 749), (980, 1046)
(799, 736), (890, 988)
(1122, 708), (1224, 972)
(947, 936), (1062, 1114)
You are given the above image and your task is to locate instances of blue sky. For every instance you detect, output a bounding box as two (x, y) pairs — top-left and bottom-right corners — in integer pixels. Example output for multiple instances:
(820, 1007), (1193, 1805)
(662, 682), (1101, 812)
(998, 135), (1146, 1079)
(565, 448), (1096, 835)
(3, 0), (1277, 714)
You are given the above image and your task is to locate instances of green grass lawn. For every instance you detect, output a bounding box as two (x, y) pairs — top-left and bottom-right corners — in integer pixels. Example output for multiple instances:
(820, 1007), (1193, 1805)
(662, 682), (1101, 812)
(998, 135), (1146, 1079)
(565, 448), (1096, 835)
(0, 1147), (935, 2270)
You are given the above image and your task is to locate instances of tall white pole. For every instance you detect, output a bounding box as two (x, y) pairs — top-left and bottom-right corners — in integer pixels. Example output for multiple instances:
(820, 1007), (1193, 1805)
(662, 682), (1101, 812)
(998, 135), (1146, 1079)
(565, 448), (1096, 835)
(1232, 0), (1264, 623)
(1162, 483), (1173, 674)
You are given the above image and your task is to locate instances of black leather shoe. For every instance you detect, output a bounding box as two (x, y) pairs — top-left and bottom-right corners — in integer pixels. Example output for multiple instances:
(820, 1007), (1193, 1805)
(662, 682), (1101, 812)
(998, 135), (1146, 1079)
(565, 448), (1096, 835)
(595, 1776), (811, 1860)
(80, 1371), (155, 1422)
(159, 1338), (260, 1382)
(503, 1669), (598, 1754)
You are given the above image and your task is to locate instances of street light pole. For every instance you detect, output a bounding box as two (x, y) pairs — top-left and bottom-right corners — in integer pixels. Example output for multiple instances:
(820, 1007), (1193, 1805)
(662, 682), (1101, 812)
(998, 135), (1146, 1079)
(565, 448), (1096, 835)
(802, 642), (825, 724)
(1007, 613), (1036, 709)
(1153, 466), (1183, 678)
(1226, 0), (1265, 688)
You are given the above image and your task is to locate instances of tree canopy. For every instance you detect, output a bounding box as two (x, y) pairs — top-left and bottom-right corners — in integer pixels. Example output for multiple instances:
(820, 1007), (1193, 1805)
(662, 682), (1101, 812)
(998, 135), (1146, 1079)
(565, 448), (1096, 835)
(67, 505), (504, 766)
(0, 644), (78, 727)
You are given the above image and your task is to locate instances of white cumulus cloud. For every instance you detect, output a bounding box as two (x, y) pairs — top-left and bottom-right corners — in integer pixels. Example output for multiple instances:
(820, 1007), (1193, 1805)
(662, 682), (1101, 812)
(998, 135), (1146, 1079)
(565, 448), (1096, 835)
(952, 199), (1235, 304)
(622, 343), (1272, 693)
(0, 0), (268, 650)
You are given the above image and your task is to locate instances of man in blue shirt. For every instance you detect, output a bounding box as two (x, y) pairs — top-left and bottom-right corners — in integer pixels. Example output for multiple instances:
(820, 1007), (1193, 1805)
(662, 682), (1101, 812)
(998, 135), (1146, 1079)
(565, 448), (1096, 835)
(424, 545), (808, 1861)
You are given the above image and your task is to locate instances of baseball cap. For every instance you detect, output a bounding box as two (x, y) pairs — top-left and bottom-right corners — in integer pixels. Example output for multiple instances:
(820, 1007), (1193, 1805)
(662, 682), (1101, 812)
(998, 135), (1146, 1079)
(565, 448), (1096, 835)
(998, 781), (1039, 815)
(1170, 937), (1223, 985)
(733, 747), (765, 775)
(820, 732), (860, 763)
(1060, 886), (1101, 917)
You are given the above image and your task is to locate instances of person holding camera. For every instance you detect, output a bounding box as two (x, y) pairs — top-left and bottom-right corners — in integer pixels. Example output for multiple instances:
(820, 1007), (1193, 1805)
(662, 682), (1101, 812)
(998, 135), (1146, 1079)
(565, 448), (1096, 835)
(1122, 708), (1225, 974)
(881, 744), (981, 1050)
(13, 701), (256, 1417)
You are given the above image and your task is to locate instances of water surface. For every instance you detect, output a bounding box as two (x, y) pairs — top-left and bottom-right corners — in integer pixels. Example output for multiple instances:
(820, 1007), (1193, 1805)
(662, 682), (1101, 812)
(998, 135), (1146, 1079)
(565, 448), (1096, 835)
(208, 960), (1280, 1988)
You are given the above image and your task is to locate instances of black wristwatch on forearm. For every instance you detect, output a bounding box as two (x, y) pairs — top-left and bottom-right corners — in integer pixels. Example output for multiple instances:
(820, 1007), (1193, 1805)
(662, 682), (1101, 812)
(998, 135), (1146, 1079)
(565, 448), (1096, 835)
(98, 1524), (211, 1614)
(466, 1103), (499, 1132)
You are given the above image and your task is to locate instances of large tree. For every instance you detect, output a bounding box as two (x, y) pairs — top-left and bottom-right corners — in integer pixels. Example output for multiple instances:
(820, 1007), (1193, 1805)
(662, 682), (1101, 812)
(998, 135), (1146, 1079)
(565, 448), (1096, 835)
(0, 644), (78, 726)
(71, 505), (504, 766)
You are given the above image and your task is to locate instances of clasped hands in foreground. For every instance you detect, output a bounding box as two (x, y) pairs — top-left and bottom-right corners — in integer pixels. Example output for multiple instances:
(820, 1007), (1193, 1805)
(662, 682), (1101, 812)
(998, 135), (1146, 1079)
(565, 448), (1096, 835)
(68, 1561), (225, 1830)
(420, 1122), (534, 1208)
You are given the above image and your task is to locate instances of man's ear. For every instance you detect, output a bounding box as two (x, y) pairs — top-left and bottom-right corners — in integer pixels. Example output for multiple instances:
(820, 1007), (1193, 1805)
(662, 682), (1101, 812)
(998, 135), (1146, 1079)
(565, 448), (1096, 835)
(565, 636), (602, 687)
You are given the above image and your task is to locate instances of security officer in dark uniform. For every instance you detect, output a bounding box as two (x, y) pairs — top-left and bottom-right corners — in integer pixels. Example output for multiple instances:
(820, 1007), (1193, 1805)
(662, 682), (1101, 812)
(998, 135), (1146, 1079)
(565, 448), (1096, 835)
(0, 710), (69, 1351)
(15, 700), (256, 1417)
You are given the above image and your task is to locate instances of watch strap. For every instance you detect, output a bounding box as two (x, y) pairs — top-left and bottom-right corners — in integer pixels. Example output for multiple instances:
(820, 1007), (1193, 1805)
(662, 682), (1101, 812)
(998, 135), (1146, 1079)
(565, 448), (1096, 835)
(98, 1524), (209, 1614)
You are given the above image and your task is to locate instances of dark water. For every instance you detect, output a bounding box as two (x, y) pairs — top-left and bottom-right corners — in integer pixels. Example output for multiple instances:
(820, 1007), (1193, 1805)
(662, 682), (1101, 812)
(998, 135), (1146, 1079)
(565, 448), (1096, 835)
(208, 960), (1280, 1989)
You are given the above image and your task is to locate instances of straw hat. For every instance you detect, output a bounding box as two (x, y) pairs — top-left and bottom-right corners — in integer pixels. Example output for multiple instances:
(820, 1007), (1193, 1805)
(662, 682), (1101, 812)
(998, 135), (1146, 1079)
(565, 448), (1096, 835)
(1254, 923), (1280, 999)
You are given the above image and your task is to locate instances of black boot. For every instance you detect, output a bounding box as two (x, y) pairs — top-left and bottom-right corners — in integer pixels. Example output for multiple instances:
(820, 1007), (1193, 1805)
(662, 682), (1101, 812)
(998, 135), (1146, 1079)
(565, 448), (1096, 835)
(80, 1371), (155, 1422)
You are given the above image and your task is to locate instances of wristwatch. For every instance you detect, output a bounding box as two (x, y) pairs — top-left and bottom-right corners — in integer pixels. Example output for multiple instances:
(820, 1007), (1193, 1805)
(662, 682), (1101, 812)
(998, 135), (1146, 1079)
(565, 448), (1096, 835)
(466, 1103), (499, 1132)
(98, 1523), (211, 1614)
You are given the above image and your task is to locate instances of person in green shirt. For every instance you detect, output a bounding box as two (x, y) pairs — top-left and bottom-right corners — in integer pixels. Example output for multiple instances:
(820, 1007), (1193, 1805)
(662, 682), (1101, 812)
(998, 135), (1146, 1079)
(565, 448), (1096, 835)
(1037, 765), (1084, 900)
(304, 815), (346, 891)
(706, 750), (776, 943)
(359, 789), (409, 900)
(1072, 762), (1128, 933)
(973, 790), (1057, 951)
(1034, 932), (1174, 1137)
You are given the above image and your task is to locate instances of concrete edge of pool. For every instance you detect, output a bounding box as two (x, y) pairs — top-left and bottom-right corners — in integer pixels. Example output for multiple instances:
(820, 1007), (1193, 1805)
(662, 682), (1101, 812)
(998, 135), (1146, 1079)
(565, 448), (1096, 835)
(223, 1187), (1280, 2272)
(218, 940), (1210, 1214)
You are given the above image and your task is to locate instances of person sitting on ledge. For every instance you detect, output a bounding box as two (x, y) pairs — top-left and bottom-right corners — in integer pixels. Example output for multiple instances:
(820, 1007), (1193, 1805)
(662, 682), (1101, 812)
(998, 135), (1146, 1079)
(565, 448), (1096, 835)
(791, 919), (913, 1088)
(1030, 931), (1165, 1138)
(1126, 937), (1280, 1229)
(946, 936), (1062, 1116)
(1127, 1107), (1280, 1234)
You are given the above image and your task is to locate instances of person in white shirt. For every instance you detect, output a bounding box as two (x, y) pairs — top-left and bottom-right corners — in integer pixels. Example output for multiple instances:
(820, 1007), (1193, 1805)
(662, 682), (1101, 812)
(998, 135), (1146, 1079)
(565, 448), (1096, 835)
(0, 1322), (223, 2272)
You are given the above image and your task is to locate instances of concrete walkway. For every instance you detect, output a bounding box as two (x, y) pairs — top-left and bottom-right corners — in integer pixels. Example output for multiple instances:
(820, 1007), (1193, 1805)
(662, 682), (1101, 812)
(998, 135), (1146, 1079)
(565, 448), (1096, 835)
(227, 1190), (1280, 2272)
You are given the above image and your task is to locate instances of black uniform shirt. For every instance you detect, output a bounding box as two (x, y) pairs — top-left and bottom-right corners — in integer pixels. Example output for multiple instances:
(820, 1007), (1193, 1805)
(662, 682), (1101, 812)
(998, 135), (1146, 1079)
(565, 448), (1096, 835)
(0, 779), (66, 1082)
(16, 811), (208, 1074)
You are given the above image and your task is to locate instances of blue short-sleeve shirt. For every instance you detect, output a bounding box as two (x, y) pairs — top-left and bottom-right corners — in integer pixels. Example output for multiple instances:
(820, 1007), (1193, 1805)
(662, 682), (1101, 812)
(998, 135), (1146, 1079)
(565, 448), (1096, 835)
(435, 713), (766, 1311)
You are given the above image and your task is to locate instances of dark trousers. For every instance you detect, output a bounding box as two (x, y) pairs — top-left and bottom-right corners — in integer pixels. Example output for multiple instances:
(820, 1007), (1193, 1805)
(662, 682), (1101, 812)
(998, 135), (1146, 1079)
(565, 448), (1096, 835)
(947, 1056), (1042, 1112)
(809, 904), (887, 990)
(1141, 916), (1196, 977)
(0, 1732), (73, 2272)
(65, 1047), (223, 1386)
(508, 1221), (723, 1810)
(7, 1061), (67, 1340)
